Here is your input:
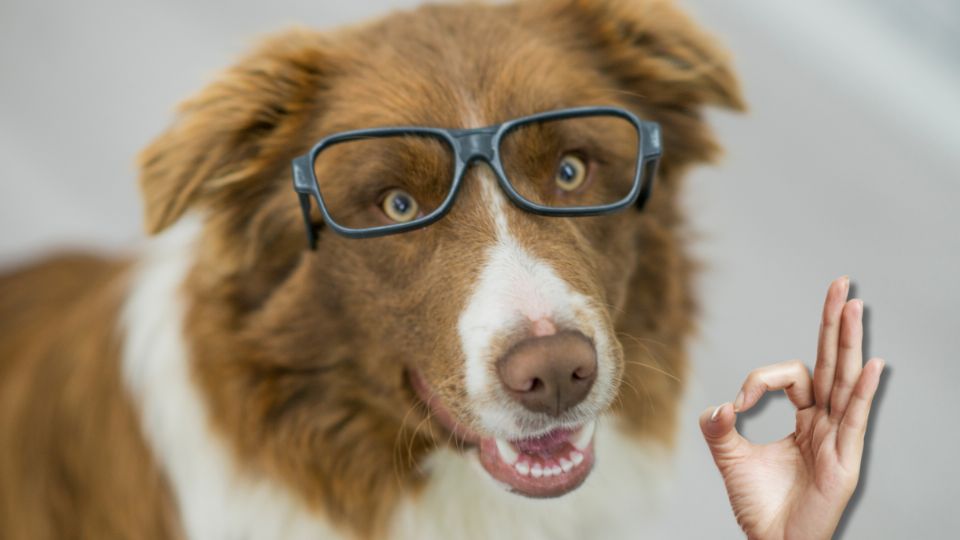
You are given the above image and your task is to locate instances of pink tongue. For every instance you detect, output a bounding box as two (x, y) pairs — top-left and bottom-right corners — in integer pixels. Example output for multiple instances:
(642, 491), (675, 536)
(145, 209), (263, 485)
(512, 428), (577, 456)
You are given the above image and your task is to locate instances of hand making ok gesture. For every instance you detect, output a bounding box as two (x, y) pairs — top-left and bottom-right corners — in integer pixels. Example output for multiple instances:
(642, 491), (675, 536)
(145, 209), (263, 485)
(700, 276), (886, 539)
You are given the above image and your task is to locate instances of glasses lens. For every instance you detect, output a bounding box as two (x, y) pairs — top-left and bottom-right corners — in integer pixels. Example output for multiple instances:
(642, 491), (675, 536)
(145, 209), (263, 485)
(499, 114), (640, 209)
(313, 133), (455, 231)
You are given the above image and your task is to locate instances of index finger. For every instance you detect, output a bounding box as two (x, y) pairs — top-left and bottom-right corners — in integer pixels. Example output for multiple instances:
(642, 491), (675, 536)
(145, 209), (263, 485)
(734, 359), (814, 412)
(814, 276), (850, 408)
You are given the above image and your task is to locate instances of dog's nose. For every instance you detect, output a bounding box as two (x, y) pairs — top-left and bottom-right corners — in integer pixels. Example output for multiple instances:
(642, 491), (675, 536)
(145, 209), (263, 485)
(496, 331), (597, 416)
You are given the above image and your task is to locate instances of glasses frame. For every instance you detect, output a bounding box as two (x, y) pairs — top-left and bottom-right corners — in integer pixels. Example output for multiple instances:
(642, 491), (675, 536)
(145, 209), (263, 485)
(292, 105), (662, 247)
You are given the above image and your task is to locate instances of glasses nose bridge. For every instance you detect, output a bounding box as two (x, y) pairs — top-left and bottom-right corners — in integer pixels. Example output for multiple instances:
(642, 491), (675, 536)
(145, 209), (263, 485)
(451, 128), (498, 164)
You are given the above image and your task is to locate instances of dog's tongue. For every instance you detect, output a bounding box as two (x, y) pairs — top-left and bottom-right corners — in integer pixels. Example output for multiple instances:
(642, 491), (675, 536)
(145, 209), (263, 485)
(511, 427), (578, 456)
(477, 421), (596, 498)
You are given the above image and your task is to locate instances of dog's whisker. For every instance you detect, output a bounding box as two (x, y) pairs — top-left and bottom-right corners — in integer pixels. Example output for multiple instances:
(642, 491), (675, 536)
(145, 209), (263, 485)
(617, 332), (683, 383)
(622, 359), (682, 383)
(614, 373), (643, 401)
(617, 331), (674, 351)
(393, 400), (429, 484)
(633, 374), (657, 414)
(406, 409), (435, 473)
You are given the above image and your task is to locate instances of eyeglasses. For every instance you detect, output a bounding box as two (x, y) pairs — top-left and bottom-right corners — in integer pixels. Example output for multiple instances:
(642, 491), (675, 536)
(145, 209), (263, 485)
(292, 106), (661, 247)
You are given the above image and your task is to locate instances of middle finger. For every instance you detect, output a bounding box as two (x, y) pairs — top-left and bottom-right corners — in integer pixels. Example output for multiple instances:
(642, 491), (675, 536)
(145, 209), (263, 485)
(814, 276), (849, 408)
(829, 298), (864, 419)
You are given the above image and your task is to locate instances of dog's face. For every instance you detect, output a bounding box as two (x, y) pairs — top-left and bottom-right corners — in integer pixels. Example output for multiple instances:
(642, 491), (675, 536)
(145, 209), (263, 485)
(138, 0), (741, 523)
(306, 21), (653, 496)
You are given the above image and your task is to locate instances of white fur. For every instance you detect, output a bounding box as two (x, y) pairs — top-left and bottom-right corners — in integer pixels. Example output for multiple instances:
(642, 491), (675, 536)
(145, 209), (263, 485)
(458, 171), (619, 438)
(388, 417), (670, 540)
(120, 215), (342, 540)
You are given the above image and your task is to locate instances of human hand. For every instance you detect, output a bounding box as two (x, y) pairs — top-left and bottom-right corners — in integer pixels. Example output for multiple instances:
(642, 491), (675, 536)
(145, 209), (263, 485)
(699, 277), (886, 540)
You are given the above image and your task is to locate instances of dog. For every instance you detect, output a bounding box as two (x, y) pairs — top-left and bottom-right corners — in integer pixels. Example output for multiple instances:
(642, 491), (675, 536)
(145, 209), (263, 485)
(0, 0), (742, 538)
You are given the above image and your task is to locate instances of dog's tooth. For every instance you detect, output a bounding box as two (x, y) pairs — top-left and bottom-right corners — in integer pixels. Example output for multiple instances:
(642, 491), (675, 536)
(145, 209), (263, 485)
(570, 450), (584, 466)
(531, 463), (543, 478)
(550, 465), (562, 476)
(495, 438), (519, 465)
(572, 420), (596, 451)
(515, 461), (530, 476)
(559, 458), (573, 472)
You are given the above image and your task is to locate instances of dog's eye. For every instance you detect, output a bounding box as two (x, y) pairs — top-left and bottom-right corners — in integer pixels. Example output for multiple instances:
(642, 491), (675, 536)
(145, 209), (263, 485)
(381, 189), (420, 223)
(555, 154), (588, 192)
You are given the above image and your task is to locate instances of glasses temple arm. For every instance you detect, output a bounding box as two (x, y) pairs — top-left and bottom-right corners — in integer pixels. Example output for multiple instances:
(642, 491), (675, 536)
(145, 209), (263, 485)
(292, 156), (321, 250)
(636, 121), (663, 211)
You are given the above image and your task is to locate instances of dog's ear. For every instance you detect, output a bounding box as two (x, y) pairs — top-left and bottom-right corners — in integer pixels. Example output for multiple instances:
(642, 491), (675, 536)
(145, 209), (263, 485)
(568, 0), (745, 110)
(138, 28), (330, 235)
(524, 0), (745, 167)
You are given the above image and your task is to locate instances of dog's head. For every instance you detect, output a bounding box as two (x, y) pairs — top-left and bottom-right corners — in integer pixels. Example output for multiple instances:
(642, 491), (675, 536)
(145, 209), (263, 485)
(138, 0), (740, 521)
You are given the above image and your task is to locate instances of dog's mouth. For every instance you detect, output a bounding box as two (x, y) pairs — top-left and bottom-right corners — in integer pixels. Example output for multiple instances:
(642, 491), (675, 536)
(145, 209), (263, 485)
(408, 370), (596, 498)
(477, 421), (595, 498)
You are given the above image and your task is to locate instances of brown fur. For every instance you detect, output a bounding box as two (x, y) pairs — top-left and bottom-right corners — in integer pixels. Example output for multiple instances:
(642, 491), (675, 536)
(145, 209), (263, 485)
(0, 255), (181, 539)
(0, 0), (741, 538)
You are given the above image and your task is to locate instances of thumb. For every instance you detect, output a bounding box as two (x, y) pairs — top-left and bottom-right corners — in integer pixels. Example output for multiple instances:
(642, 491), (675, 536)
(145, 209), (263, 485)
(699, 402), (750, 464)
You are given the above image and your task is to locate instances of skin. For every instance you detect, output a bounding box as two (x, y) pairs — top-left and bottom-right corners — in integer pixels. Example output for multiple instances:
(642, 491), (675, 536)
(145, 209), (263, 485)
(700, 276), (885, 540)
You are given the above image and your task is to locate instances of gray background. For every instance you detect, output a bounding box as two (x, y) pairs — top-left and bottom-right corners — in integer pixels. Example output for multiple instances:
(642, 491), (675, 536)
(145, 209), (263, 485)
(1, 0), (957, 538)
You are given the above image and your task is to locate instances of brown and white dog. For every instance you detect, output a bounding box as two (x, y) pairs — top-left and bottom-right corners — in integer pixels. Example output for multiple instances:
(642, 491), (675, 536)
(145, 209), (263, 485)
(0, 0), (742, 538)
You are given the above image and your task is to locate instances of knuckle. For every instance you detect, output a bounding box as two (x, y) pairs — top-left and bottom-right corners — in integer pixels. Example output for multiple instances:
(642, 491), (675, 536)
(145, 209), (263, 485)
(840, 415), (866, 434)
(785, 359), (806, 372)
(839, 339), (857, 351)
(834, 376), (855, 392)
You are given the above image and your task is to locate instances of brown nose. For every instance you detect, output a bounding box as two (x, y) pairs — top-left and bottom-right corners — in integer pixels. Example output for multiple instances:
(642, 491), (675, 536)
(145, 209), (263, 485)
(496, 331), (597, 416)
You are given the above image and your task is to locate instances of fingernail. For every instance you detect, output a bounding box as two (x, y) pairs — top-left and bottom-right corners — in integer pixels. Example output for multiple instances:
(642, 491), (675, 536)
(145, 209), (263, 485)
(733, 391), (744, 411)
(856, 299), (864, 316)
(710, 404), (724, 422)
(841, 275), (850, 297)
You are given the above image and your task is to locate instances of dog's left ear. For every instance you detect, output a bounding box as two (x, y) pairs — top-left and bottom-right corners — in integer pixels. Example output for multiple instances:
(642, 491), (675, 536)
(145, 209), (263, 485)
(523, 0), (745, 167)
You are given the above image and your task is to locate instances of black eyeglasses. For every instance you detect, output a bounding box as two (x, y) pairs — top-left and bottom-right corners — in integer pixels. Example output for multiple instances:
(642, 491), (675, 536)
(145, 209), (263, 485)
(292, 106), (661, 247)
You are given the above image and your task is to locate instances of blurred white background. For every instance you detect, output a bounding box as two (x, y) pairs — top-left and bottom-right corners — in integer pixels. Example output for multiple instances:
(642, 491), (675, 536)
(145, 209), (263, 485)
(1, 0), (957, 538)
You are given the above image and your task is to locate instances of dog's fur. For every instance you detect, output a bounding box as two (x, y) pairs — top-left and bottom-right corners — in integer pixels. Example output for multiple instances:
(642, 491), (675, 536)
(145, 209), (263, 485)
(0, 0), (741, 538)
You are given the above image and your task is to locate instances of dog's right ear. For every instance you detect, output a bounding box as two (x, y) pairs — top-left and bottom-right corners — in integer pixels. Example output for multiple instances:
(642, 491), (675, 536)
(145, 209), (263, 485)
(138, 29), (331, 235)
